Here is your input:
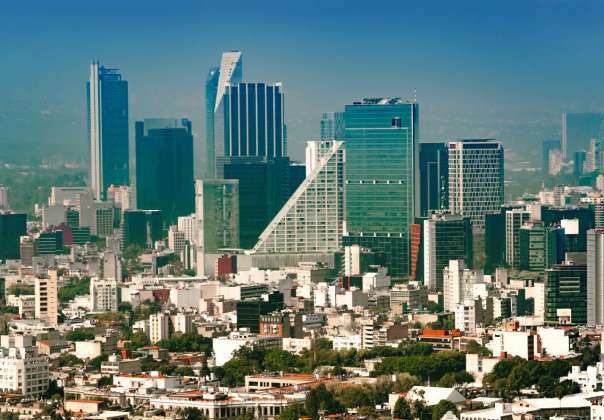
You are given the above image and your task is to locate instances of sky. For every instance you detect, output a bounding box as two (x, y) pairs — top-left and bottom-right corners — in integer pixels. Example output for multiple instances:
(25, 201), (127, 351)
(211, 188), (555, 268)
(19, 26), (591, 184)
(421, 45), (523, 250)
(2, 0), (604, 166)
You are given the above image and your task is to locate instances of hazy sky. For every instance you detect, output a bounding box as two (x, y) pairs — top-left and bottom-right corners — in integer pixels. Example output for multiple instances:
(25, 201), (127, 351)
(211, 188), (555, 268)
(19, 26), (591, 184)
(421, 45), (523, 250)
(2, 0), (604, 165)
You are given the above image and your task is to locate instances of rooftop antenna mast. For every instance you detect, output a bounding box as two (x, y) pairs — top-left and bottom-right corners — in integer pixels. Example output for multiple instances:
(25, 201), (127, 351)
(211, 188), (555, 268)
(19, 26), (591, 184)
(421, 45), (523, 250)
(413, 88), (417, 103)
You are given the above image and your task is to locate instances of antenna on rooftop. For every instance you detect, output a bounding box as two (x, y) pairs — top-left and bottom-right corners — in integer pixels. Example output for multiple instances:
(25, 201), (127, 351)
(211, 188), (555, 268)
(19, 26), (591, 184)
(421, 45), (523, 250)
(413, 88), (417, 103)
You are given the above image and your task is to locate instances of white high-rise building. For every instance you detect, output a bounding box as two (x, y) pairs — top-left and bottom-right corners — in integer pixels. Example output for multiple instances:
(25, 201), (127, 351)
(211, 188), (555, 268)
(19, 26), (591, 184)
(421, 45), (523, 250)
(0, 186), (8, 210)
(35, 270), (58, 327)
(448, 139), (504, 231)
(172, 313), (193, 334)
(0, 335), (49, 398)
(505, 209), (530, 268)
(168, 226), (186, 253)
(443, 260), (482, 313)
(595, 196), (604, 229)
(90, 278), (118, 312)
(588, 229), (604, 326)
(149, 313), (170, 344)
(103, 251), (122, 281)
(177, 214), (197, 244)
(252, 140), (346, 254)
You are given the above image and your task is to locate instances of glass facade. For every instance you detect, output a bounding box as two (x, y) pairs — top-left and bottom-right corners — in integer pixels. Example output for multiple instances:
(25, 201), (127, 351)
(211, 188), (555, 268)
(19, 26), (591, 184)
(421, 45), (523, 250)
(87, 63), (129, 200)
(545, 264), (587, 325)
(121, 210), (163, 249)
(195, 179), (239, 253)
(518, 222), (563, 272)
(0, 213), (26, 260)
(135, 119), (194, 224)
(419, 142), (449, 217)
(448, 140), (504, 231)
(223, 83), (285, 159)
(343, 98), (418, 276)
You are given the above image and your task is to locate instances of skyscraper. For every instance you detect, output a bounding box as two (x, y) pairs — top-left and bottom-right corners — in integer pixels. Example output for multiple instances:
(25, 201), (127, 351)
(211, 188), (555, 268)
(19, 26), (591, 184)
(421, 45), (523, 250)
(588, 229), (604, 326)
(320, 112), (344, 141)
(35, 270), (58, 328)
(252, 140), (346, 254)
(195, 179), (239, 254)
(423, 212), (473, 292)
(545, 263), (587, 325)
(448, 139), (504, 231)
(221, 82), (285, 159)
(562, 112), (604, 160)
(121, 209), (163, 249)
(205, 51), (243, 178)
(135, 118), (194, 224)
(87, 62), (129, 200)
(342, 98), (418, 276)
(542, 140), (561, 175)
(418, 142), (448, 217)
(0, 213), (26, 261)
(505, 209), (530, 269)
(518, 221), (563, 272)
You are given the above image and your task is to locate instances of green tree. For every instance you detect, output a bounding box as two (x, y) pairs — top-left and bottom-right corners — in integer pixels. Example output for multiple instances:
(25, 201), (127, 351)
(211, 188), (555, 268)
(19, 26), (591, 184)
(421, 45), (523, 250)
(393, 397), (412, 419)
(65, 328), (95, 341)
(278, 403), (305, 420)
(431, 400), (458, 420)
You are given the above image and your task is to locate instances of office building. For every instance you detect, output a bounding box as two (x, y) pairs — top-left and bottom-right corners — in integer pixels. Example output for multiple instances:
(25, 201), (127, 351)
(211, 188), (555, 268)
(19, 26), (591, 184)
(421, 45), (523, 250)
(518, 221), (563, 272)
(585, 138), (602, 173)
(90, 277), (118, 312)
(19, 236), (34, 267)
(35, 230), (63, 255)
(423, 212), (473, 292)
(542, 206), (594, 252)
(195, 179), (239, 255)
(320, 112), (345, 141)
(448, 139), (504, 230)
(342, 98), (418, 276)
(542, 140), (561, 175)
(168, 226), (186, 254)
(220, 157), (303, 248)
(0, 335), (49, 399)
(575, 150), (587, 177)
(35, 270), (58, 327)
(205, 51), (243, 178)
(562, 112), (604, 159)
(135, 118), (194, 224)
(484, 211), (506, 273)
(93, 203), (114, 237)
(419, 143), (449, 217)
(0, 213), (26, 260)
(149, 312), (170, 344)
(121, 209), (163, 249)
(87, 62), (129, 200)
(236, 292), (284, 333)
(546, 263), (587, 325)
(588, 229), (604, 326)
(221, 82), (285, 159)
(505, 209), (530, 269)
(252, 140), (345, 254)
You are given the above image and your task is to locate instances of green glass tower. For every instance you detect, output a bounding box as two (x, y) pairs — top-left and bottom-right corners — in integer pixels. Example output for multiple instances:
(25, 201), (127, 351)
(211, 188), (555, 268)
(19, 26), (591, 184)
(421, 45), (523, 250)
(342, 98), (418, 276)
(518, 221), (563, 272)
(545, 263), (587, 324)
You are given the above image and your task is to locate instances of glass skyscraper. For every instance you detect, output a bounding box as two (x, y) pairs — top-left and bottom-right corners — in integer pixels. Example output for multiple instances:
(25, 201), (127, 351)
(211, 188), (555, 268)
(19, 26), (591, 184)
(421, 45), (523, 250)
(418, 142), (449, 217)
(87, 62), (129, 200)
(205, 51), (243, 178)
(342, 98), (418, 276)
(135, 119), (195, 224)
(221, 82), (285, 159)
(562, 112), (604, 160)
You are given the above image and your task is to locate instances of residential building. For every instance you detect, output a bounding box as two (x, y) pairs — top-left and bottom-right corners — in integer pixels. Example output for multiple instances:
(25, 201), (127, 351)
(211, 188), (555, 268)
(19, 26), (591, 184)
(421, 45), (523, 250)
(177, 214), (197, 245)
(390, 283), (427, 315)
(448, 139), (504, 230)
(443, 260), (482, 313)
(35, 270), (58, 327)
(213, 331), (282, 366)
(90, 277), (118, 312)
(0, 335), (49, 398)
(149, 313), (170, 344)
(342, 98), (418, 276)
(87, 62), (129, 200)
(168, 225), (186, 254)
(423, 212), (473, 291)
(135, 118), (194, 224)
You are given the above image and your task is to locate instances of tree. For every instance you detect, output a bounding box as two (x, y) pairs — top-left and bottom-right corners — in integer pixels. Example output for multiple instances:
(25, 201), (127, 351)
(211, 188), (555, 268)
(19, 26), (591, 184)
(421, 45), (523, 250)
(393, 397), (412, 419)
(278, 403), (305, 420)
(65, 328), (95, 342)
(466, 340), (491, 356)
(431, 400), (458, 420)
(177, 407), (207, 420)
(305, 384), (343, 420)
(97, 376), (113, 387)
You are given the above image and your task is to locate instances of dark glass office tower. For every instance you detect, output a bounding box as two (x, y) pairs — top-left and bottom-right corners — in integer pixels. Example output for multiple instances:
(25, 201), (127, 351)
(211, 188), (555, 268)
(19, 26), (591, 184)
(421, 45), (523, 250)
(87, 62), (129, 200)
(222, 83), (285, 159)
(121, 209), (163, 249)
(135, 119), (194, 224)
(220, 157), (303, 249)
(545, 263), (587, 324)
(0, 213), (26, 260)
(342, 98), (418, 276)
(204, 67), (220, 179)
(419, 143), (448, 217)
(562, 112), (604, 159)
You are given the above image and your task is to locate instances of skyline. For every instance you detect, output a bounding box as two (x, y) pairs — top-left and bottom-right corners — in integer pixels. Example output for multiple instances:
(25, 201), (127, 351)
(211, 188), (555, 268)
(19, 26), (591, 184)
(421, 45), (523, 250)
(3, 0), (604, 165)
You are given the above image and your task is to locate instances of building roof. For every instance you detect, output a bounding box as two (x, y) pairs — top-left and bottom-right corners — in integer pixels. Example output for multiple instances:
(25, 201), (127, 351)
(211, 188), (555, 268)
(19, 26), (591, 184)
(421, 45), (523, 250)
(406, 386), (465, 406)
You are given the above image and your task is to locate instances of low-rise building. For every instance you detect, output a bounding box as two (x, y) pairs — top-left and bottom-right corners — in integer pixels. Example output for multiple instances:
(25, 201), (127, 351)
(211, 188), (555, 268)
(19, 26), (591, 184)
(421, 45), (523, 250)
(213, 331), (281, 366)
(0, 335), (49, 399)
